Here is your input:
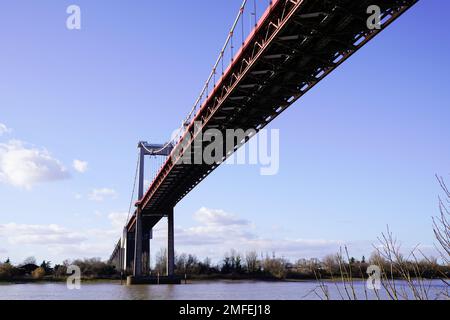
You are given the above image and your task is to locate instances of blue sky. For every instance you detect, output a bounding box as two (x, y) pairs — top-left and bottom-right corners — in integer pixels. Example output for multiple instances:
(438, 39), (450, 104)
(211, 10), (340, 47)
(0, 0), (449, 265)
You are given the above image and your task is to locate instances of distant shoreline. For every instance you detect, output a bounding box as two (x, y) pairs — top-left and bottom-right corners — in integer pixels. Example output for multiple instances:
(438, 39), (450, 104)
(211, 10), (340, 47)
(1, 275), (447, 285)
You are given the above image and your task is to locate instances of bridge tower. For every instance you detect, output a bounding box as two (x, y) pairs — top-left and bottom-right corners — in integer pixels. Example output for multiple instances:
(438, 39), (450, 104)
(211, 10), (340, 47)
(122, 141), (175, 280)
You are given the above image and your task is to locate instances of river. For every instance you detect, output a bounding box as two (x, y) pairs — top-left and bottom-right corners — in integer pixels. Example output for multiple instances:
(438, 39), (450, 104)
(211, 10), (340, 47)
(0, 280), (447, 300)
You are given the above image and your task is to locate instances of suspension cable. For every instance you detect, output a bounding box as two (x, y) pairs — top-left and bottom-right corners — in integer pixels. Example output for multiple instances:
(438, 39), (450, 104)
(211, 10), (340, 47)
(126, 151), (140, 224)
(129, 0), (265, 221)
(183, 0), (248, 124)
(146, 0), (252, 158)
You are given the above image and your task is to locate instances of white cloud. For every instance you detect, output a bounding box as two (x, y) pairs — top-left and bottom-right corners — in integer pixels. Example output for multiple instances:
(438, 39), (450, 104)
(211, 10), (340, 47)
(0, 123), (11, 136)
(0, 140), (69, 189)
(88, 188), (117, 201)
(94, 210), (103, 218)
(0, 208), (342, 263)
(0, 212), (129, 262)
(108, 212), (128, 229)
(150, 208), (345, 262)
(0, 223), (86, 245)
(46, 242), (116, 259)
(194, 207), (250, 226)
(73, 159), (88, 173)
(0, 208), (439, 266)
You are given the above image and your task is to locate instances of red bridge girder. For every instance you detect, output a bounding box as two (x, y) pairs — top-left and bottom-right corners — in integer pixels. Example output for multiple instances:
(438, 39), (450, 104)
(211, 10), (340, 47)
(126, 0), (418, 232)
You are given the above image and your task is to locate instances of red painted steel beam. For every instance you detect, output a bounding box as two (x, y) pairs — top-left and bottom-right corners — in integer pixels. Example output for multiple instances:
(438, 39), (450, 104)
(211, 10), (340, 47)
(126, 0), (419, 233)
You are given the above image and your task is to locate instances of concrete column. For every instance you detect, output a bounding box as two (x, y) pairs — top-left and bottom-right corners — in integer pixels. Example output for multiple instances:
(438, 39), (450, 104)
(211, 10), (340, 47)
(142, 229), (151, 275)
(133, 208), (143, 277)
(121, 228), (127, 272)
(167, 207), (175, 277)
(149, 228), (153, 273)
(120, 247), (125, 273)
(138, 144), (145, 200)
(126, 231), (135, 273)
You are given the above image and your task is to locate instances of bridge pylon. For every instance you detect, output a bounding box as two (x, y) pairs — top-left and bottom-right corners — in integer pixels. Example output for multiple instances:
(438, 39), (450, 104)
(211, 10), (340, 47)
(116, 141), (179, 284)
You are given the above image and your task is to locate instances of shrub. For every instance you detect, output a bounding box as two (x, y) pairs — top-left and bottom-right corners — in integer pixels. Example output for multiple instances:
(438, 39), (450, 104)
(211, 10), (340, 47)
(262, 256), (287, 279)
(0, 263), (16, 280)
(70, 258), (117, 278)
(32, 267), (46, 279)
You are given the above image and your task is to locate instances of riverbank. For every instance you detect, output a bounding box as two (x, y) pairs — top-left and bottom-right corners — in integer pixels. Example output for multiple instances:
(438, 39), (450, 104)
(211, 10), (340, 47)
(1, 273), (447, 285)
(0, 276), (122, 284)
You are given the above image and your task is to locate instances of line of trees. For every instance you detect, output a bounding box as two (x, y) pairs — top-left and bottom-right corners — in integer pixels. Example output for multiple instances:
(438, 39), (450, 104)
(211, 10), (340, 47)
(151, 248), (449, 280)
(148, 177), (450, 283)
(0, 257), (118, 282)
(1, 249), (448, 282)
(2, 177), (449, 283)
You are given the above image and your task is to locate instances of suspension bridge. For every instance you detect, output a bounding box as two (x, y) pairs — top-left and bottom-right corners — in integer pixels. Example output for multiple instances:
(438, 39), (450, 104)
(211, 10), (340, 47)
(108, 0), (418, 284)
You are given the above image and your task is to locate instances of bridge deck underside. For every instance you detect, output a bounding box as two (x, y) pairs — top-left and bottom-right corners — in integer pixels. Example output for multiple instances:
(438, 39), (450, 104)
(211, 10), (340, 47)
(126, 0), (417, 232)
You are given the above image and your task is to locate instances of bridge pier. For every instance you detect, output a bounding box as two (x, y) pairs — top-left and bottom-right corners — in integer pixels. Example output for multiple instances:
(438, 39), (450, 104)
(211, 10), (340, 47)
(120, 228), (127, 272)
(125, 230), (135, 273)
(121, 224), (152, 276)
(133, 207), (143, 277)
(128, 207), (176, 277)
(167, 207), (175, 277)
(123, 142), (179, 284)
(142, 228), (152, 275)
(125, 208), (179, 285)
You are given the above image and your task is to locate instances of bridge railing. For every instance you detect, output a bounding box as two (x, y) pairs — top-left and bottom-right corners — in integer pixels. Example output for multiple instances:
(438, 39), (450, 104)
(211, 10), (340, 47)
(128, 0), (419, 225)
(137, 0), (298, 215)
(175, 0), (276, 139)
(134, 0), (277, 210)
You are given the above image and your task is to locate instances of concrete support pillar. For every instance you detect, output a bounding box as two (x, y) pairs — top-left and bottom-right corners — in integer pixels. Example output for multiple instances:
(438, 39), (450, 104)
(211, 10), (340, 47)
(133, 208), (143, 277)
(138, 145), (145, 200)
(167, 207), (175, 277)
(142, 229), (151, 275)
(148, 228), (153, 273)
(121, 228), (127, 272)
(126, 231), (135, 273)
(120, 247), (125, 273)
